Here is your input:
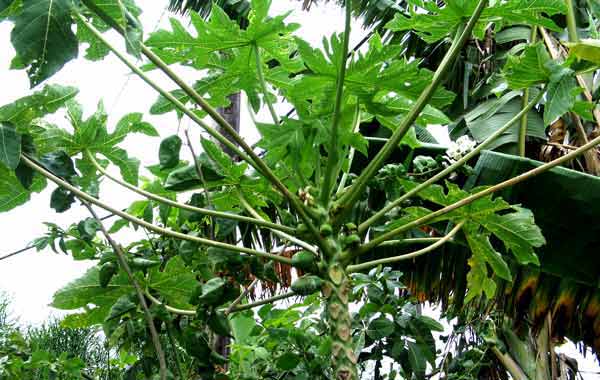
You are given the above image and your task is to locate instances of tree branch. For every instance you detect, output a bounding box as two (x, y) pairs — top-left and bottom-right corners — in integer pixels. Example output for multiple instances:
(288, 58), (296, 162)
(356, 130), (600, 252)
(85, 150), (295, 234)
(347, 221), (464, 272)
(358, 89), (544, 234)
(80, 201), (168, 380)
(22, 155), (293, 265)
(335, 0), (488, 216)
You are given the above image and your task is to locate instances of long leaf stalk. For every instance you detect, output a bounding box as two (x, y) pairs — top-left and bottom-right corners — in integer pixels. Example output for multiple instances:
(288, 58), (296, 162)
(321, 0), (353, 205)
(85, 150), (295, 234)
(518, 26), (537, 157)
(145, 290), (196, 316)
(379, 237), (444, 247)
(236, 188), (318, 253)
(335, 0), (488, 216)
(183, 131), (213, 210)
(253, 44), (280, 125)
(22, 155), (294, 265)
(226, 291), (296, 313)
(347, 221), (464, 272)
(565, 0), (579, 43)
(336, 104), (361, 196)
(81, 201), (168, 380)
(359, 89), (545, 234)
(491, 347), (528, 380)
(74, 13), (252, 166)
(78, 3), (321, 244)
(355, 129), (600, 254)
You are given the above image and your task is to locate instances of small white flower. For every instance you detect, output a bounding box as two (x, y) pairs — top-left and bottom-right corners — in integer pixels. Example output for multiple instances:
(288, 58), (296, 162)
(456, 135), (477, 154)
(445, 136), (476, 163)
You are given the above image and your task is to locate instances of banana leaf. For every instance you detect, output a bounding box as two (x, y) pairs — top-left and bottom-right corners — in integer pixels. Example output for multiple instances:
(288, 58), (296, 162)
(466, 150), (600, 288)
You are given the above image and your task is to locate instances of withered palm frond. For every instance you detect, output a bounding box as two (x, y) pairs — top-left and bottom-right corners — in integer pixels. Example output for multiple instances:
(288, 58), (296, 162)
(167, 0), (405, 28)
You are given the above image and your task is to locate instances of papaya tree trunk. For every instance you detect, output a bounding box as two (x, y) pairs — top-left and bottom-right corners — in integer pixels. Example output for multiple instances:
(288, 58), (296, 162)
(323, 270), (358, 380)
(217, 92), (241, 158)
(212, 92), (241, 363)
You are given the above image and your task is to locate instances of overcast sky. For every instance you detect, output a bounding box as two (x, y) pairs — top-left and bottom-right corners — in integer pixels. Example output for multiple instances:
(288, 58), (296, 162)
(0, 1), (597, 376)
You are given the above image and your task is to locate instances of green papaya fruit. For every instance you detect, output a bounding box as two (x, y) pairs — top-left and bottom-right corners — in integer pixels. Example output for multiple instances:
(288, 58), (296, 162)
(291, 251), (317, 272)
(99, 262), (118, 288)
(291, 275), (323, 296)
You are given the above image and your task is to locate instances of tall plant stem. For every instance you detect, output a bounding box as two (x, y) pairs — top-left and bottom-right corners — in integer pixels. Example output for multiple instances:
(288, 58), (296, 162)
(226, 291), (296, 313)
(348, 221), (464, 272)
(335, 0), (488, 216)
(358, 89), (544, 234)
(491, 347), (528, 380)
(22, 155), (293, 265)
(321, 0), (352, 205)
(356, 130), (600, 253)
(236, 188), (317, 253)
(85, 151), (295, 234)
(253, 44), (280, 125)
(565, 0), (579, 42)
(80, 201), (168, 380)
(323, 273), (358, 380)
(75, 9), (321, 244)
(518, 26), (537, 157)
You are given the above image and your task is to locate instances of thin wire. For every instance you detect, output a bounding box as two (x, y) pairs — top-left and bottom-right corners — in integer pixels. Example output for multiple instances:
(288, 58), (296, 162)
(110, 5), (169, 112)
(0, 211), (119, 262)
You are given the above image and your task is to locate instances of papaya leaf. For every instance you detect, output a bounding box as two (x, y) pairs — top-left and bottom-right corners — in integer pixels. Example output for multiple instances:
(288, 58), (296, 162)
(566, 38), (600, 64)
(465, 253), (497, 302)
(398, 180), (545, 299)
(159, 135), (182, 169)
(0, 164), (46, 212)
(482, 207), (544, 265)
(543, 64), (579, 125)
(10, 0), (78, 86)
(147, 256), (198, 308)
(464, 223), (511, 281)
(50, 187), (76, 213)
(0, 84), (78, 128)
(502, 43), (551, 89)
(51, 266), (134, 313)
(0, 122), (21, 170)
(385, 0), (565, 43)
(366, 316), (395, 340)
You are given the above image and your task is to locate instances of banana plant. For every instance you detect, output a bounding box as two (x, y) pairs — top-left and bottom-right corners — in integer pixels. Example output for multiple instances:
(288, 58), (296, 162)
(1, 0), (600, 379)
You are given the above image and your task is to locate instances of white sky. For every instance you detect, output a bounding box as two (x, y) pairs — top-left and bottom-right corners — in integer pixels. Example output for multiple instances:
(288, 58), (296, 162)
(0, 1), (597, 376)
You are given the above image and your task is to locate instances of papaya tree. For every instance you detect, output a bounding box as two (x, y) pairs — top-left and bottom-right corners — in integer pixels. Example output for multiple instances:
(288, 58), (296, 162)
(1, 0), (600, 379)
